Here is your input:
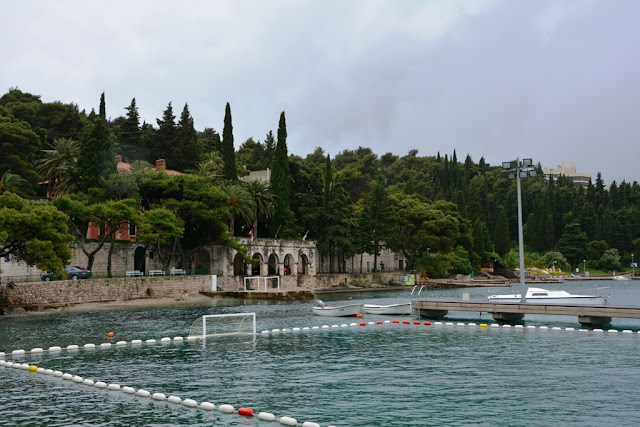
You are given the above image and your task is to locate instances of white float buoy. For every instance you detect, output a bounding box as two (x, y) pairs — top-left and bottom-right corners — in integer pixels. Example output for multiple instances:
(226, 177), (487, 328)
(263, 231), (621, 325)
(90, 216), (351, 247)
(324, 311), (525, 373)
(84, 343), (96, 349)
(527, 325), (536, 329)
(623, 330), (633, 333)
(48, 346), (61, 352)
(261, 330), (269, 334)
(167, 395), (182, 404)
(5, 362), (13, 368)
(340, 324), (348, 328)
(490, 324), (500, 328)
(280, 416), (298, 426)
(67, 344), (79, 350)
(200, 401), (215, 411)
(311, 326), (319, 329)
(349, 323), (357, 327)
(293, 327), (301, 331)
(579, 329), (589, 332)
(173, 336), (184, 341)
(160, 337), (171, 342)
(218, 404), (234, 413)
(122, 386), (135, 394)
(539, 326), (549, 330)
(608, 329), (619, 333)
(302, 327), (310, 330)
(258, 412), (276, 421)
(36, 367), (45, 374)
(514, 325), (523, 328)
(593, 329), (603, 332)
(457, 323), (465, 326)
(116, 341), (127, 346)
(303, 422), (321, 427)
(83, 379), (95, 386)
(30, 348), (44, 353)
(20, 363), (29, 370)
(502, 324), (512, 328)
(183, 399), (198, 408)
(435, 322), (443, 325)
(72, 376), (83, 383)
(0, 360), (5, 366)
(136, 389), (150, 397)
(367, 322), (375, 325)
(44, 369), (54, 375)
(108, 384), (121, 391)
(186, 336), (198, 341)
(62, 373), (73, 380)
(12, 349), (25, 356)
(272, 329), (280, 333)
(384, 320), (391, 324)
(145, 339), (156, 344)
(131, 340), (142, 345)
(94, 382), (107, 389)
(331, 324), (339, 328)
(468, 323), (477, 326)
(321, 325), (329, 329)
(152, 392), (166, 400)
(445, 322), (454, 326)
(565, 328), (575, 331)
(100, 343), (111, 348)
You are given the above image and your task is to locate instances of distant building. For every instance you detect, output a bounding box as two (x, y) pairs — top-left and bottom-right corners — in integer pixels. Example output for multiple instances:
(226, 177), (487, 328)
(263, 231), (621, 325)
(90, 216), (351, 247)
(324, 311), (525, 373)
(542, 161), (591, 188)
(239, 168), (271, 184)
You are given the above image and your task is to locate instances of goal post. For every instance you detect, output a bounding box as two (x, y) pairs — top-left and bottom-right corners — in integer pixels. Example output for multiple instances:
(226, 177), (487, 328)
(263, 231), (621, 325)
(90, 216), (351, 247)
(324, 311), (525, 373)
(188, 312), (257, 338)
(243, 276), (280, 291)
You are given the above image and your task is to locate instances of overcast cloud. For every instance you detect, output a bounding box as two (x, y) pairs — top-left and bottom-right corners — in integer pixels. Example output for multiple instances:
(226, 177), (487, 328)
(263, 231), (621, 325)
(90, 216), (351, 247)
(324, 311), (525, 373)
(2, 0), (639, 184)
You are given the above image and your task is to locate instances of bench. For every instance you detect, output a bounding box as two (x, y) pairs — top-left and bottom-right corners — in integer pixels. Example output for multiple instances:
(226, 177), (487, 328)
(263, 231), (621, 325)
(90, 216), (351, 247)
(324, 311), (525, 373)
(148, 270), (165, 277)
(125, 270), (143, 277)
(170, 268), (186, 276)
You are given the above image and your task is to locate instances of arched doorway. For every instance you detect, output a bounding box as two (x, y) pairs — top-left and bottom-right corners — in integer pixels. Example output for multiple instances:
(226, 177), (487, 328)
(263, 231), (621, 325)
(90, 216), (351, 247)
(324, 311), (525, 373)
(193, 249), (210, 274)
(233, 253), (246, 276)
(134, 246), (146, 273)
(268, 253), (279, 275)
(284, 254), (294, 275)
(299, 254), (309, 275)
(251, 253), (263, 276)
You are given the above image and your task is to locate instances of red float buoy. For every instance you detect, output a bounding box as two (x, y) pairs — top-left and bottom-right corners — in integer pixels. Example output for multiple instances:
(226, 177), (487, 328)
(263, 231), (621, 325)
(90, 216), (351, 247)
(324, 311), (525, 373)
(238, 407), (254, 417)
(107, 332), (114, 338)
(424, 322), (431, 326)
(402, 320), (410, 324)
(376, 321), (383, 325)
(413, 321), (421, 325)
(392, 320), (400, 324)
(359, 322), (366, 326)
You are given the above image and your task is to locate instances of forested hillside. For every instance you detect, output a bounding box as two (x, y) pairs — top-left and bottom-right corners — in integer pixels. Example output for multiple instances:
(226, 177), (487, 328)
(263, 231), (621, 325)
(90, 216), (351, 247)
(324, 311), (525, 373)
(1, 88), (639, 277)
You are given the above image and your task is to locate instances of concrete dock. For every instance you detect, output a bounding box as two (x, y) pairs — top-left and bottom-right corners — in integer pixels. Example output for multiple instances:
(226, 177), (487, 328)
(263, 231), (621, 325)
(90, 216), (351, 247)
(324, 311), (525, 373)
(413, 299), (640, 326)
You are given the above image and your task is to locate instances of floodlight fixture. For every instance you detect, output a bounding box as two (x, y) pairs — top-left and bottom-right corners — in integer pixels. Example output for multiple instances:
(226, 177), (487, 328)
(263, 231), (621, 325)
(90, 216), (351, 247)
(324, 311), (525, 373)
(508, 172), (516, 180)
(528, 170), (538, 177)
(522, 158), (533, 167)
(502, 161), (512, 170)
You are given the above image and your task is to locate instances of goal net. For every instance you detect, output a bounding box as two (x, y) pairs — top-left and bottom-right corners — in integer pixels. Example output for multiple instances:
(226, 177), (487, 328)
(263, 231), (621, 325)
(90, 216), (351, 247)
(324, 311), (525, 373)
(243, 276), (280, 291)
(188, 313), (257, 338)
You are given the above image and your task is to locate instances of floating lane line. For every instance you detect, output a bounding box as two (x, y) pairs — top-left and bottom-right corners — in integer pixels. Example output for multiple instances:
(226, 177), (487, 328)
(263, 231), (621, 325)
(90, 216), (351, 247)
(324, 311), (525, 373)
(0, 362), (330, 426)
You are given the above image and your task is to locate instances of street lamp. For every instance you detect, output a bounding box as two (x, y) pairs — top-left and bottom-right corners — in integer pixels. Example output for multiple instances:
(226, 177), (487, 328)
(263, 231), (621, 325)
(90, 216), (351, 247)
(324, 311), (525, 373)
(583, 259), (586, 277)
(553, 260), (556, 273)
(502, 158), (537, 302)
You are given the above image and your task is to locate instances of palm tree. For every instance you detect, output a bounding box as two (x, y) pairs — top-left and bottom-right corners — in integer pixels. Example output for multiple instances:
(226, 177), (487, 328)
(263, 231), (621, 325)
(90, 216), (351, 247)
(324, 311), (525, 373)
(223, 183), (255, 236)
(187, 151), (224, 182)
(244, 179), (276, 239)
(0, 171), (27, 195)
(35, 137), (80, 197)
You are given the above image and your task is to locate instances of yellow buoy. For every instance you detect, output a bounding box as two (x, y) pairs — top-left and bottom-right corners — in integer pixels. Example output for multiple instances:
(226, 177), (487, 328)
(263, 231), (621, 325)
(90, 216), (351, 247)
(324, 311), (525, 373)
(479, 323), (488, 328)
(29, 365), (38, 372)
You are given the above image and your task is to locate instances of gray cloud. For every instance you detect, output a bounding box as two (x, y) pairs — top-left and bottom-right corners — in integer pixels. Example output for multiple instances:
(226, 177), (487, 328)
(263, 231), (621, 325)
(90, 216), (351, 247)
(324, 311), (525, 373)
(2, 0), (638, 184)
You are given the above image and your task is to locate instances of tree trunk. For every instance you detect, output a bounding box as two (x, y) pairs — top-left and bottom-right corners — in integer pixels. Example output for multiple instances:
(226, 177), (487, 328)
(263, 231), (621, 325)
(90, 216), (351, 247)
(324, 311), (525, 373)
(107, 239), (114, 278)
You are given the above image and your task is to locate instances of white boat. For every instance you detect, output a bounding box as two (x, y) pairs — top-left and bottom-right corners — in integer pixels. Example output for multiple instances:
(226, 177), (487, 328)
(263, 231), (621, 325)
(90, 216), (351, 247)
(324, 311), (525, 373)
(488, 287), (608, 305)
(612, 275), (630, 281)
(312, 300), (361, 317)
(362, 303), (411, 315)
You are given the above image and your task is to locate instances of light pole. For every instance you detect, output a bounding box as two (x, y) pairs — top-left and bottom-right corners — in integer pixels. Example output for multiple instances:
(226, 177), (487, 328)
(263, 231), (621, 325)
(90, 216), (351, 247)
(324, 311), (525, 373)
(633, 254), (635, 277)
(553, 260), (556, 273)
(583, 259), (586, 277)
(502, 158), (537, 302)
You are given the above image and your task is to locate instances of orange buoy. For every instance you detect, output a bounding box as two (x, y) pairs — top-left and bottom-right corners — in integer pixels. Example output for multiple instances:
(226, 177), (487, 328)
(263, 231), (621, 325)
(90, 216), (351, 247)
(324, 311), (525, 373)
(413, 321), (421, 325)
(107, 332), (114, 338)
(357, 313), (363, 318)
(349, 297), (352, 300)
(424, 322), (431, 326)
(392, 320), (400, 324)
(238, 407), (254, 417)
(376, 321), (383, 325)
(359, 322), (366, 326)
(402, 320), (410, 324)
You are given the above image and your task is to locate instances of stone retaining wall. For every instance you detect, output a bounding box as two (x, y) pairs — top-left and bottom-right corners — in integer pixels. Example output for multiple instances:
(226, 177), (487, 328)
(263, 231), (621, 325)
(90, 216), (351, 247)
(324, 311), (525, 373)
(0, 272), (407, 313)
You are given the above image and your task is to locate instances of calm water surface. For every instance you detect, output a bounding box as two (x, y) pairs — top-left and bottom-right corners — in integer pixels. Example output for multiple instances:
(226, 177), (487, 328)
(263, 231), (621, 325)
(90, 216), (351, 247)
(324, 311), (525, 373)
(1, 280), (640, 426)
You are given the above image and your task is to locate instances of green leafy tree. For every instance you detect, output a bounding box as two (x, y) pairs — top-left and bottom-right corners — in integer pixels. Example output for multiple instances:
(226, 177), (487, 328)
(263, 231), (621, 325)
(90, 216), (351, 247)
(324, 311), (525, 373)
(171, 103), (200, 172)
(364, 182), (392, 271)
(137, 207), (184, 271)
(76, 117), (116, 191)
(198, 127), (221, 154)
(0, 106), (41, 192)
(0, 192), (72, 272)
(494, 205), (511, 256)
(221, 102), (237, 181)
(555, 222), (588, 269)
(599, 248), (622, 273)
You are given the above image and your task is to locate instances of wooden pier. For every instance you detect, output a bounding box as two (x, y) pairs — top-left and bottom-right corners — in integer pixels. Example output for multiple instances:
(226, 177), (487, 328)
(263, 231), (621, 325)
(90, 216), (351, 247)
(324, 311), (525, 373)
(413, 299), (640, 326)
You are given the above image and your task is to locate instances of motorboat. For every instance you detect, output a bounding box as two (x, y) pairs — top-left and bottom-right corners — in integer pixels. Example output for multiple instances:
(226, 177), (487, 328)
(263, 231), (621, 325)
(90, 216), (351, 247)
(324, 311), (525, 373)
(612, 275), (630, 281)
(488, 287), (608, 305)
(312, 300), (361, 317)
(362, 303), (412, 315)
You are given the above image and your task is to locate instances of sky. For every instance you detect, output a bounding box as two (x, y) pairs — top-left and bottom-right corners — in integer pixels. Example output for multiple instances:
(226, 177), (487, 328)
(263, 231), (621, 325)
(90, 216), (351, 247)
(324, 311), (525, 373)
(2, 0), (639, 185)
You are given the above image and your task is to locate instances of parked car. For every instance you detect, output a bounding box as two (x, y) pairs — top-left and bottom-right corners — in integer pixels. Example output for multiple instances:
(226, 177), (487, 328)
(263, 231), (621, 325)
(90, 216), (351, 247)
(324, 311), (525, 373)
(41, 266), (92, 281)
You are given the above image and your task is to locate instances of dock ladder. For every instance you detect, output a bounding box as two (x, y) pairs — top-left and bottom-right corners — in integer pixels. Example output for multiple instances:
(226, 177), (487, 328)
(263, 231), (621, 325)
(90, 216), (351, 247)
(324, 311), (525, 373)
(411, 284), (427, 318)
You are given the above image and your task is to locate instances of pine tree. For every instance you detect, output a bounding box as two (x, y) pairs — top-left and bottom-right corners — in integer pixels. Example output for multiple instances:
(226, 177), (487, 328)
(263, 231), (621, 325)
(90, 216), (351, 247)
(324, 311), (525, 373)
(270, 111), (294, 237)
(116, 98), (142, 161)
(77, 117), (116, 191)
(494, 205), (510, 256)
(221, 102), (237, 181)
(172, 103), (200, 171)
(264, 130), (275, 169)
(153, 102), (177, 163)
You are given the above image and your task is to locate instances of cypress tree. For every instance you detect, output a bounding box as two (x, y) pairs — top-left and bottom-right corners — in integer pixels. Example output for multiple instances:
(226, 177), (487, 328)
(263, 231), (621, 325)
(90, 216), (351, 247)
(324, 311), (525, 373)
(77, 117), (116, 191)
(99, 92), (106, 120)
(270, 111), (294, 237)
(153, 102), (176, 163)
(264, 130), (275, 169)
(173, 103), (200, 171)
(116, 98), (142, 161)
(222, 102), (237, 181)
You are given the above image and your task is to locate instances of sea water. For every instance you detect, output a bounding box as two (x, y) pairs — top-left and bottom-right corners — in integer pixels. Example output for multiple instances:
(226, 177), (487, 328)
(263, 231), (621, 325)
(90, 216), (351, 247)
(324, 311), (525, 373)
(1, 280), (640, 426)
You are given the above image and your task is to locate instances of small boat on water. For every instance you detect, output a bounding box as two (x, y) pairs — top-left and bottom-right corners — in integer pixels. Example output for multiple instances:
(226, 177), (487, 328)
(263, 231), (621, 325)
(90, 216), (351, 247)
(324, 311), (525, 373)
(612, 275), (630, 281)
(362, 303), (412, 315)
(488, 287), (608, 305)
(312, 300), (361, 317)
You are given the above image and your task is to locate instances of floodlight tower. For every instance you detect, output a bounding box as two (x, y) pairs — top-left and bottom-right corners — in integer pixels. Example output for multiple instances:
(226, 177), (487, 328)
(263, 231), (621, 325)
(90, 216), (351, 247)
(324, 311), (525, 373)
(502, 158), (537, 303)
